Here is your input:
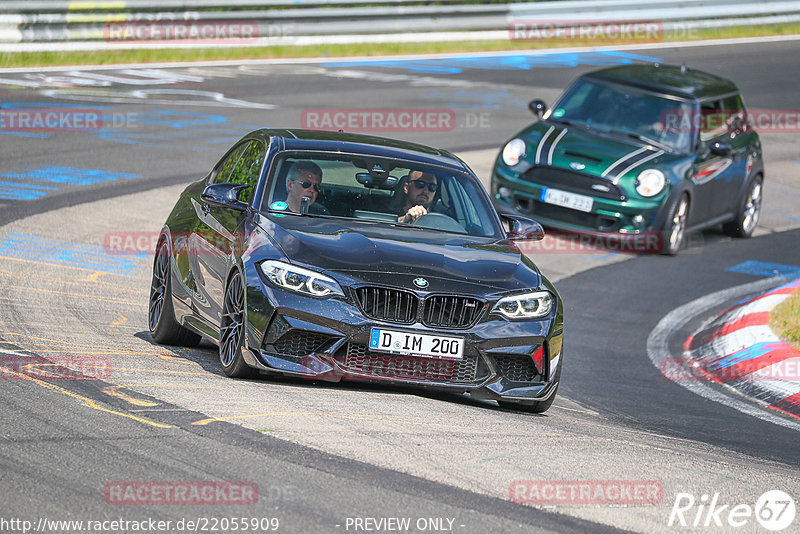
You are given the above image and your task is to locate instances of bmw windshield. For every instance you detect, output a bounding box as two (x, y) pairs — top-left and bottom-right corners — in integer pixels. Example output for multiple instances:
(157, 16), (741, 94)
(547, 78), (695, 153)
(261, 153), (503, 239)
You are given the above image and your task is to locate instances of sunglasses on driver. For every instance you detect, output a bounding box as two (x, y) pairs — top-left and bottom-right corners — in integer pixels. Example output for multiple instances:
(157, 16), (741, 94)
(411, 179), (438, 192)
(293, 179), (321, 193)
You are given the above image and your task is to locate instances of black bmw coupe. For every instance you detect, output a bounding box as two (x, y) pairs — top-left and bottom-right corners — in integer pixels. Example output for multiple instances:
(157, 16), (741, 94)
(149, 129), (564, 412)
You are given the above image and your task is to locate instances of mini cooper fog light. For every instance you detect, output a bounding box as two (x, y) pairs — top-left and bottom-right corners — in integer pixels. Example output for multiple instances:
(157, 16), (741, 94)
(498, 187), (512, 200)
(632, 214), (645, 228)
(635, 169), (666, 197)
(502, 138), (527, 166)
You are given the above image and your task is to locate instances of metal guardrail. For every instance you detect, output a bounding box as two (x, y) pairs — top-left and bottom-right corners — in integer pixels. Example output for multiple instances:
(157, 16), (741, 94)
(0, 0), (798, 51)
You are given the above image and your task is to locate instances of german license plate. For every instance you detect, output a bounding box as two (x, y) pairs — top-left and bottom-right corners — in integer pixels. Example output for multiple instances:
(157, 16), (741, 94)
(369, 328), (464, 360)
(541, 187), (594, 213)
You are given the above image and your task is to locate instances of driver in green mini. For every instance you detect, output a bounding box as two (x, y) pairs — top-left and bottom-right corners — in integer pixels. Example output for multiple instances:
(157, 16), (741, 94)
(397, 170), (439, 223)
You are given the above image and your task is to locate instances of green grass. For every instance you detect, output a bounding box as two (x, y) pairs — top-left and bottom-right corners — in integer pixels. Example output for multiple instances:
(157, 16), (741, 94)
(770, 289), (800, 351)
(2, 22), (799, 68)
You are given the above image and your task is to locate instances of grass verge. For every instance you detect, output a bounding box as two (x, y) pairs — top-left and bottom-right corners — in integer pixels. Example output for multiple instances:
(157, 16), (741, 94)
(770, 288), (800, 351)
(1, 22), (799, 68)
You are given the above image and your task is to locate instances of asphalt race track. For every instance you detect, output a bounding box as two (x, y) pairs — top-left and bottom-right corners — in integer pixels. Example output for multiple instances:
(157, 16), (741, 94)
(1, 37), (800, 533)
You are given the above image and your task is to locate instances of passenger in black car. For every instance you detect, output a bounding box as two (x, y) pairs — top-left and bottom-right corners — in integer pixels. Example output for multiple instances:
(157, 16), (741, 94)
(285, 160), (329, 214)
(397, 170), (438, 223)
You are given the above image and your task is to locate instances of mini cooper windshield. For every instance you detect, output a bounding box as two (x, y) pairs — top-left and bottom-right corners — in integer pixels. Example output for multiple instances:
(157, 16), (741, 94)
(548, 79), (695, 154)
(261, 153), (502, 238)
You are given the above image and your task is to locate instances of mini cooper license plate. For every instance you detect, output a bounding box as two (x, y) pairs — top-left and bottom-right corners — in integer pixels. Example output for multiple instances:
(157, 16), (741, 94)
(541, 187), (594, 213)
(369, 328), (464, 360)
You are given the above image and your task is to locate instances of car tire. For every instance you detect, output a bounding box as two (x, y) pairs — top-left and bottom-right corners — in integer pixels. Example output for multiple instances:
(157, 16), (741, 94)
(723, 175), (762, 238)
(149, 240), (202, 347)
(219, 270), (258, 378)
(660, 194), (690, 256)
(498, 364), (561, 414)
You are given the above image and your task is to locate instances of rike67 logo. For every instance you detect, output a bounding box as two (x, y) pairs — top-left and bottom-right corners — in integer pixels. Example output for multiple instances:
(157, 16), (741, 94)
(668, 490), (796, 531)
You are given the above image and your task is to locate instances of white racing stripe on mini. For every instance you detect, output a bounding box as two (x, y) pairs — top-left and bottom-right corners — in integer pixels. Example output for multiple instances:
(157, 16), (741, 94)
(611, 149), (664, 185)
(547, 128), (568, 166)
(534, 126), (554, 165)
(599, 146), (649, 178)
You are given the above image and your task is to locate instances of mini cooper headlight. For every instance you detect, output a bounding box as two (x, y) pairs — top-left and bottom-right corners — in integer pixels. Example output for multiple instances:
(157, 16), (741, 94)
(261, 260), (344, 298)
(635, 168), (666, 197)
(502, 138), (527, 166)
(492, 291), (553, 319)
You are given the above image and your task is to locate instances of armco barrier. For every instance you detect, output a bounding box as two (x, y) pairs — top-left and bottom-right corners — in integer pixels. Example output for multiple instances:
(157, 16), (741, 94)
(0, 0), (798, 50)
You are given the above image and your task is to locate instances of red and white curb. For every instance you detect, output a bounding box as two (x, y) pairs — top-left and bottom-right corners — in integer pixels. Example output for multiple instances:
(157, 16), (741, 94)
(681, 279), (800, 420)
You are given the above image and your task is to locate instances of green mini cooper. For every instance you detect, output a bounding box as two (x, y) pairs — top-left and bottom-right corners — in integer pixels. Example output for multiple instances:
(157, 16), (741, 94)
(492, 64), (764, 254)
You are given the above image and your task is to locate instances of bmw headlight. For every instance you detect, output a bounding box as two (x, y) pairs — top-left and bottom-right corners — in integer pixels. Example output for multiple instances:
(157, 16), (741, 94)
(260, 260), (344, 298)
(502, 138), (527, 166)
(635, 169), (666, 197)
(492, 291), (553, 319)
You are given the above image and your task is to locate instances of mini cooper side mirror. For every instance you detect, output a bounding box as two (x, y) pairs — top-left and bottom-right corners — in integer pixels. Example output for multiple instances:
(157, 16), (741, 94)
(529, 99), (547, 118)
(506, 215), (545, 241)
(201, 183), (250, 211)
(710, 141), (733, 156)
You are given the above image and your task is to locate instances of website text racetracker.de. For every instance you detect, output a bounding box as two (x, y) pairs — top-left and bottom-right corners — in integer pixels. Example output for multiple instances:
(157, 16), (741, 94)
(0, 517), (280, 533)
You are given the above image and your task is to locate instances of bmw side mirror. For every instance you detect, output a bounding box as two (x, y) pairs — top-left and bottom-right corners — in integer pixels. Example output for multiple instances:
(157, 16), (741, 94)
(506, 215), (545, 241)
(529, 99), (547, 118)
(710, 141), (732, 156)
(201, 183), (250, 211)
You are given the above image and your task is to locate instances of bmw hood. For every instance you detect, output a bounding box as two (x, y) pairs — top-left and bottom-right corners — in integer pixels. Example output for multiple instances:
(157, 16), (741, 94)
(255, 214), (541, 293)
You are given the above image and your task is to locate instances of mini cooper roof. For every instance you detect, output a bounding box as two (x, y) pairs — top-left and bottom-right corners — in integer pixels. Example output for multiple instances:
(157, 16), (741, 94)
(583, 64), (739, 101)
(244, 128), (470, 173)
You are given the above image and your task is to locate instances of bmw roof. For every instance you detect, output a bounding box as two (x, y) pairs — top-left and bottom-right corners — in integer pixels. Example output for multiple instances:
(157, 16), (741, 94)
(245, 128), (469, 172)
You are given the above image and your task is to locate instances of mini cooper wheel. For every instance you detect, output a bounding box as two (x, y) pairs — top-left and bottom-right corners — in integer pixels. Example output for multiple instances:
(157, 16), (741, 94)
(661, 194), (689, 256)
(149, 240), (201, 346)
(723, 175), (762, 238)
(219, 271), (257, 378)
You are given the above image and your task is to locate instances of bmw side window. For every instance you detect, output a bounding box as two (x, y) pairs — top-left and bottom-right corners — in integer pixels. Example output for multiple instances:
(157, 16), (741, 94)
(227, 141), (265, 203)
(211, 142), (249, 185)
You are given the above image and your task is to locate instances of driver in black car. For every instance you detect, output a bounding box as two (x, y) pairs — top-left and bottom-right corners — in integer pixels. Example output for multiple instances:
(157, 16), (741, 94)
(285, 160), (329, 214)
(397, 170), (438, 223)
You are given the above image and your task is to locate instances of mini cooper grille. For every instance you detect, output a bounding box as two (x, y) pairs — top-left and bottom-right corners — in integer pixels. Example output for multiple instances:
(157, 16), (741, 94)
(423, 296), (483, 328)
(338, 343), (483, 383)
(355, 287), (417, 324)
(491, 354), (540, 382)
(271, 330), (334, 357)
(521, 166), (625, 201)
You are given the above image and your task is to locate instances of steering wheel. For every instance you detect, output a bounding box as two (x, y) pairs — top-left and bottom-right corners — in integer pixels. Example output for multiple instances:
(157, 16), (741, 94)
(411, 212), (466, 233)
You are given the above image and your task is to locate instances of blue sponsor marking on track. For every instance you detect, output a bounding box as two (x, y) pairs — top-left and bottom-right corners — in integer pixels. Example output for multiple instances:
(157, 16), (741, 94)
(321, 50), (662, 74)
(3, 166), (139, 186)
(0, 180), (58, 200)
(707, 342), (781, 371)
(727, 261), (800, 279)
(0, 233), (138, 276)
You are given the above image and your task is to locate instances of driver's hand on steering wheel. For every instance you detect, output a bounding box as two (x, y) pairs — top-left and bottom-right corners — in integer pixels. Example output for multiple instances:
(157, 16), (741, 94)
(398, 205), (427, 224)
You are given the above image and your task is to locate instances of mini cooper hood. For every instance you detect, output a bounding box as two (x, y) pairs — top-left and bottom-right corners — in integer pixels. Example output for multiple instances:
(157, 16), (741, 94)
(255, 214), (541, 292)
(522, 122), (673, 178)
